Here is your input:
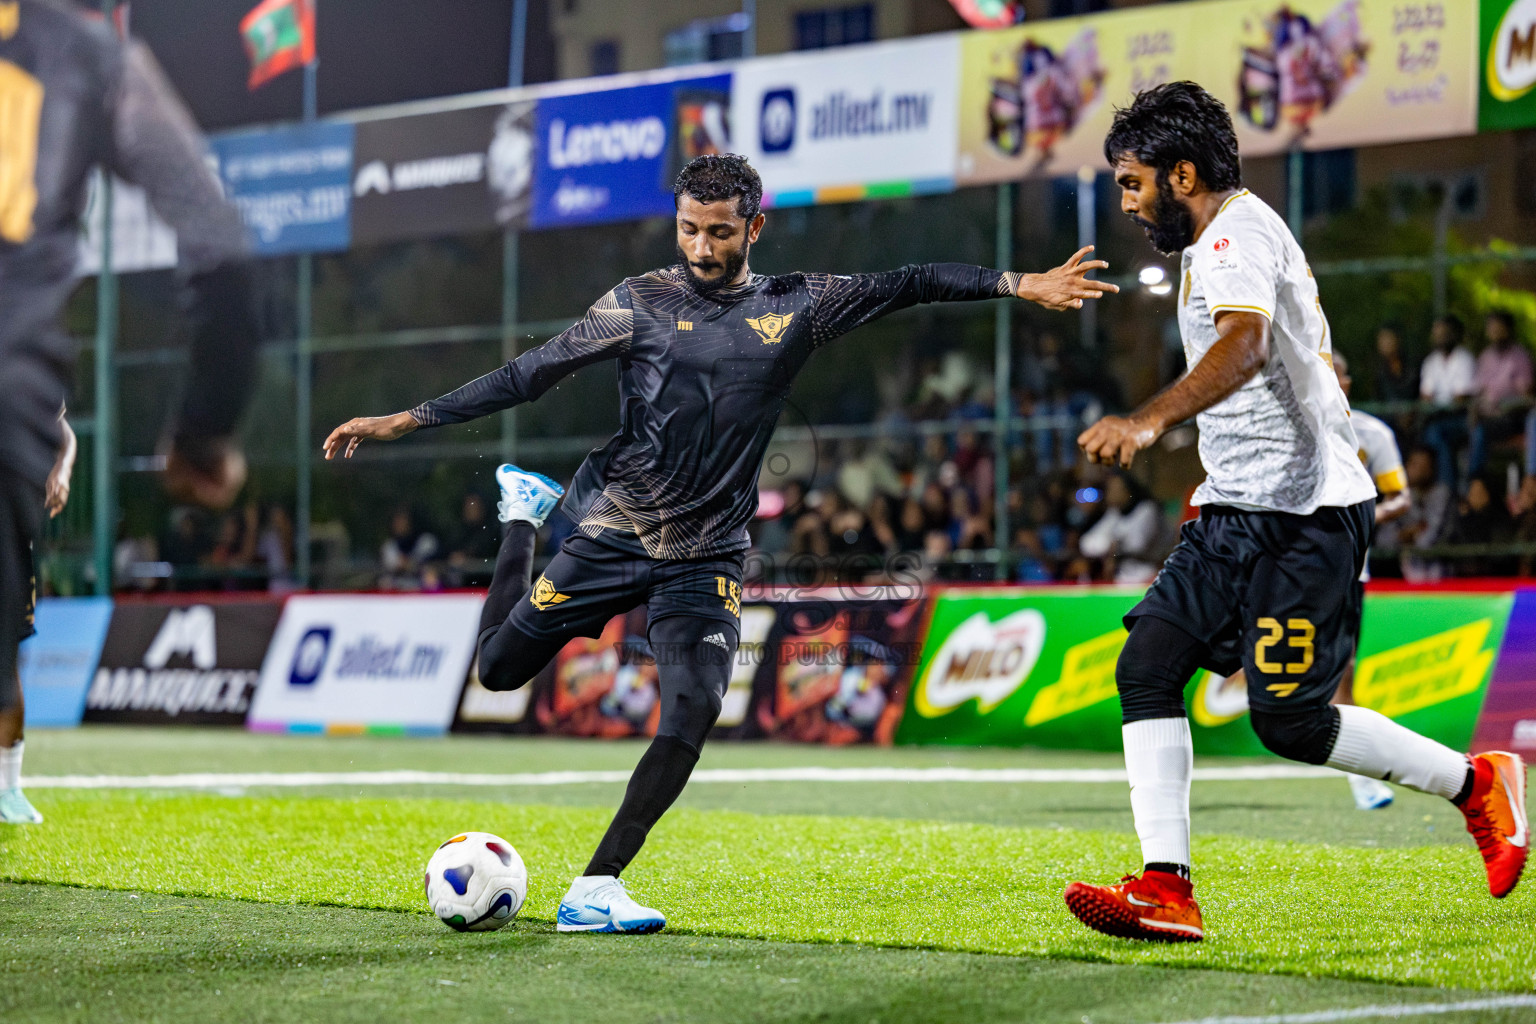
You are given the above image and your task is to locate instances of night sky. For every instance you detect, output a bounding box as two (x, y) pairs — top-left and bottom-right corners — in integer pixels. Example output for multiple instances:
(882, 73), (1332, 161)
(129, 0), (555, 133)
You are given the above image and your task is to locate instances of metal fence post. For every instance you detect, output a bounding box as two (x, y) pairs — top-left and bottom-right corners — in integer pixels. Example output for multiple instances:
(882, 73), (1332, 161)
(993, 182), (1014, 575)
(92, 172), (117, 595)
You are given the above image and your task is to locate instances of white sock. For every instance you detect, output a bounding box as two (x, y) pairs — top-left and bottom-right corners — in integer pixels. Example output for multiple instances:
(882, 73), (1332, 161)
(1123, 717), (1193, 869)
(1326, 705), (1469, 801)
(0, 740), (21, 790)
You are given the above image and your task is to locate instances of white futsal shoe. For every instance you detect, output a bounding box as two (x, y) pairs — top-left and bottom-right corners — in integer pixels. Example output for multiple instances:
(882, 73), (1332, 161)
(1348, 773), (1395, 810)
(556, 875), (666, 934)
(494, 464), (564, 527)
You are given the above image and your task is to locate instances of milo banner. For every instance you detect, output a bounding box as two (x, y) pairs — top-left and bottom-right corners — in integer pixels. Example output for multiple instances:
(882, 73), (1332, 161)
(1480, 0), (1536, 131)
(896, 589), (1512, 755)
(957, 0), (1478, 185)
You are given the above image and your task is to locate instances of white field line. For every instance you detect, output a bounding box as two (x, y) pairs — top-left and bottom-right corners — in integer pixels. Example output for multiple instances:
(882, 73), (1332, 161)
(23, 765), (1342, 790)
(1154, 995), (1536, 1023)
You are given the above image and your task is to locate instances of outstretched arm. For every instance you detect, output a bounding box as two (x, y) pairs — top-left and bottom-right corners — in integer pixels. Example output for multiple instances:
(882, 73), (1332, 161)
(109, 43), (259, 510)
(323, 287), (634, 460)
(806, 247), (1117, 347)
(1078, 311), (1269, 468)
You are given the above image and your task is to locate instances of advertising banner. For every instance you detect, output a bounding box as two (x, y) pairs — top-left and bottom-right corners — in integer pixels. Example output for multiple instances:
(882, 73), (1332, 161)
(350, 99), (537, 245)
(210, 121), (354, 255)
(459, 587), (923, 744)
(731, 36), (959, 206)
(76, 177), (177, 275)
(1480, 0), (1536, 131)
(532, 74), (731, 229)
(84, 599), (283, 726)
(249, 594), (481, 734)
(896, 589), (1511, 755)
(957, 0), (1477, 185)
(1472, 588), (1536, 753)
(736, 590), (925, 744)
(18, 598), (113, 728)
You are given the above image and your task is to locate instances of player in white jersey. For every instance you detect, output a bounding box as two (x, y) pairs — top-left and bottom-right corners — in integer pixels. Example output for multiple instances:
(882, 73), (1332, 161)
(1062, 83), (1526, 943)
(1330, 351), (1410, 809)
(1206, 350), (1412, 810)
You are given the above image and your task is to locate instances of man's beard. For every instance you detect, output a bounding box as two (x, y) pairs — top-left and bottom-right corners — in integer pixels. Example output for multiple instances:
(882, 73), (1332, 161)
(677, 242), (749, 295)
(1133, 176), (1196, 255)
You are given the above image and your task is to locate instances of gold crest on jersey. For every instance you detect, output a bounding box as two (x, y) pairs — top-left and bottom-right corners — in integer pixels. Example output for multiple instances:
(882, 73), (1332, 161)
(0, 4), (18, 41)
(746, 312), (793, 344)
(529, 575), (571, 611)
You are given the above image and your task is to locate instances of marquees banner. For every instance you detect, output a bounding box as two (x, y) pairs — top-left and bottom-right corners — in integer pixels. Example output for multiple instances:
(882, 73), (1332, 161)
(249, 594), (481, 734)
(956, 0), (1479, 185)
(84, 598), (283, 727)
(894, 589), (1513, 755)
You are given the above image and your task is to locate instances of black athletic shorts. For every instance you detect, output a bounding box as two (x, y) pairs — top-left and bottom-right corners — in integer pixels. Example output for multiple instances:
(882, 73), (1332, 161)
(505, 533), (744, 643)
(1, 470), (43, 707)
(1126, 501), (1374, 715)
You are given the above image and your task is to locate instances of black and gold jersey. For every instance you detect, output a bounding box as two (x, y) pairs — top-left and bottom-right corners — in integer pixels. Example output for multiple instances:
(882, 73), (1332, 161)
(412, 262), (1011, 560)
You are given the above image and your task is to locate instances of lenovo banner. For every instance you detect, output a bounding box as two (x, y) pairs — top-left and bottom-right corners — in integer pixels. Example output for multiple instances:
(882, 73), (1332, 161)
(84, 599), (283, 726)
(532, 74), (731, 229)
(249, 594), (481, 734)
(350, 100), (537, 244)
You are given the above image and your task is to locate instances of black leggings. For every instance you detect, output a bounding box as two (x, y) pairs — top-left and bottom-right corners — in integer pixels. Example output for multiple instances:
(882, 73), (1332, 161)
(1116, 615), (1341, 765)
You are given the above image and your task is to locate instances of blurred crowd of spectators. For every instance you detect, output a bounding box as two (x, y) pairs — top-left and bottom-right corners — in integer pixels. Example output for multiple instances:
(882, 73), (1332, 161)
(117, 313), (1536, 591)
(740, 310), (1536, 584)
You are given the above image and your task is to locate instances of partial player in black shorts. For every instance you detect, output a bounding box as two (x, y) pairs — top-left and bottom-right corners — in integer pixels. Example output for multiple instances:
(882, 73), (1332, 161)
(1122, 501), (1373, 732)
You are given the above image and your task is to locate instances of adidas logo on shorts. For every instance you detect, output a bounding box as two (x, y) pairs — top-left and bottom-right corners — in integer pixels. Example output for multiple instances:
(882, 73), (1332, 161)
(702, 632), (728, 650)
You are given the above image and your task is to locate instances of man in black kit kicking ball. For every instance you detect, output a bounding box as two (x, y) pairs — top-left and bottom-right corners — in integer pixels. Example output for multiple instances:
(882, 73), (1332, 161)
(324, 154), (1116, 933)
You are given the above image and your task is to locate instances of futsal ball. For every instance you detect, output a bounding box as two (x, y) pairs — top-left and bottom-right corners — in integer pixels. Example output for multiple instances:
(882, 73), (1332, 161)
(423, 831), (528, 931)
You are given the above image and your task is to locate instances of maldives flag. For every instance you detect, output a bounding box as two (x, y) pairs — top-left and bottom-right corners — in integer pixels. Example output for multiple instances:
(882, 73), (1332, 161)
(240, 0), (315, 90)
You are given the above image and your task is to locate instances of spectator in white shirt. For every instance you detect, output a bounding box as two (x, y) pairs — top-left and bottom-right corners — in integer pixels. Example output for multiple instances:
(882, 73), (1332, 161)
(1077, 473), (1166, 583)
(1420, 315), (1478, 488)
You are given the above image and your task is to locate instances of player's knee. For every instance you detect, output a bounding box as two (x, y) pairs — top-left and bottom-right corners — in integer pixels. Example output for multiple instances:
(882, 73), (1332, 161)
(1249, 704), (1339, 765)
(1115, 618), (1198, 723)
(475, 630), (544, 692)
(658, 678), (722, 749)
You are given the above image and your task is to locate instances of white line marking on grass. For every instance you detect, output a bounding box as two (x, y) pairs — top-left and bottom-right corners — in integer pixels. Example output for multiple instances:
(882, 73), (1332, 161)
(1155, 995), (1536, 1024)
(24, 765), (1341, 790)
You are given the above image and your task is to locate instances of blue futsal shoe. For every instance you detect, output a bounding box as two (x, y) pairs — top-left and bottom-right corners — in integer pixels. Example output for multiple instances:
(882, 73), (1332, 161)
(556, 875), (666, 934)
(494, 464), (564, 527)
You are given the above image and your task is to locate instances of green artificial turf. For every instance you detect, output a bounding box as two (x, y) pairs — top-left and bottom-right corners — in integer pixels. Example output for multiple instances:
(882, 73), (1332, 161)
(3, 790), (1533, 992)
(23, 727), (1477, 848)
(8, 883), (1531, 1024)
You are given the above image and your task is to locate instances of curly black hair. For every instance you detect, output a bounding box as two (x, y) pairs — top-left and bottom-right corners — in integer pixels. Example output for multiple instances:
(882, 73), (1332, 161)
(1103, 81), (1243, 192)
(673, 154), (763, 222)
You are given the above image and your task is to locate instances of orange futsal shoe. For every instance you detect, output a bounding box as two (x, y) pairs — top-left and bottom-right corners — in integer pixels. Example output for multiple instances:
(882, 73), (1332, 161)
(1063, 870), (1204, 942)
(1459, 751), (1529, 898)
